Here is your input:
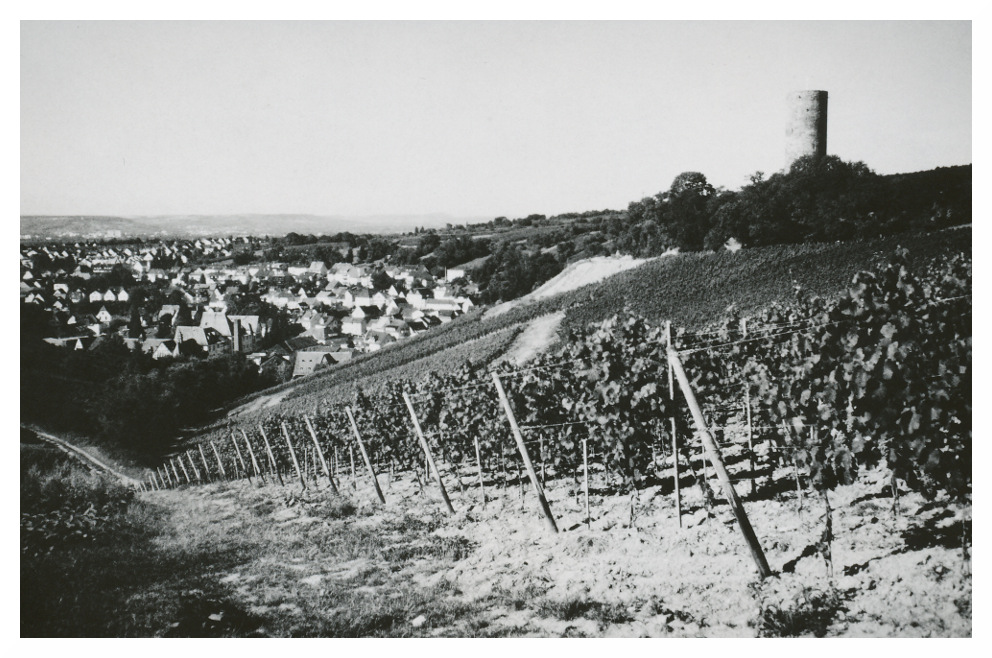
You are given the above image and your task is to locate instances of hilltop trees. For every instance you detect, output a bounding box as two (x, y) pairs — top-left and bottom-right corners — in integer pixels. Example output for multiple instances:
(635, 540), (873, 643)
(474, 243), (562, 303)
(614, 158), (969, 254)
(619, 171), (717, 254)
(666, 171), (716, 250)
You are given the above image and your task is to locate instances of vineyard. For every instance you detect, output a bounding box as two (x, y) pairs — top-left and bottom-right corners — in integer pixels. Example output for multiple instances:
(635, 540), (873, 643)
(196, 228), (970, 438)
(142, 249), (971, 591)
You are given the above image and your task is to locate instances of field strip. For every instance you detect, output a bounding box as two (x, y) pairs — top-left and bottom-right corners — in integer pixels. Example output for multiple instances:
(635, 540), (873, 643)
(24, 425), (142, 488)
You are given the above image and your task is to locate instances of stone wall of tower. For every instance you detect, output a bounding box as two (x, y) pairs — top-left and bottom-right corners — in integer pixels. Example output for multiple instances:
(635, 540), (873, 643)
(785, 90), (828, 168)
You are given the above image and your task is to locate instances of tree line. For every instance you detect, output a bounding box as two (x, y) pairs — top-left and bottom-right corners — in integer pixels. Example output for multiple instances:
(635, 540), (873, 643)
(21, 326), (279, 459)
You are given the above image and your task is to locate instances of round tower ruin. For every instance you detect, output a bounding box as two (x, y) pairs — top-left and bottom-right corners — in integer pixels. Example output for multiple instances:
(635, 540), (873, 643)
(784, 90), (828, 169)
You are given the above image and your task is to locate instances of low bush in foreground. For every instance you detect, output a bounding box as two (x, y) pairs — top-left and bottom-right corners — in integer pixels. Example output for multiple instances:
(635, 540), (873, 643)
(21, 445), (138, 558)
(756, 585), (844, 637)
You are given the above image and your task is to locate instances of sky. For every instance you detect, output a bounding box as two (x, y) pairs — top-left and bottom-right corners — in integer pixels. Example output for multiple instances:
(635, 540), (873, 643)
(20, 20), (972, 220)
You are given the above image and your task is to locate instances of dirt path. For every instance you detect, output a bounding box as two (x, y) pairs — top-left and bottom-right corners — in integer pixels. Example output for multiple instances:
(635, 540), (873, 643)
(498, 312), (565, 366)
(226, 389), (293, 419)
(486, 255), (652, 318)
(24, 424), (143, 488)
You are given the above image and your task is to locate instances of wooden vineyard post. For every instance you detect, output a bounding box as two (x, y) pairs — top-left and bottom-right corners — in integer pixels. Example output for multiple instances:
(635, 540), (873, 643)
(348, 445), (358, 491)
(159, 466), (172, 488)
(667, 347), (772, 579)
(231, 431), (250, 481)
(540, 436), (546, 486)
(344, 406), (387, 504)
(666, 321), (683, 528)
(172, 459), (186, 485)
(186, 451), (202, 482)
(474, 436), (486, 508)
(517, 460), (524, 503)
(157, 467), (169, 489)
(197, 444), (213, 482)
(258, 425), (285, 486)
(741, 319), (756, 496)
(781, 421), (804, 514)
(178, 455), (192, 483)
(240, 429), (263, 482)
(500, 443), (506, 488)
(304, 416), (339, 493)
(210, 441), (227, 480)
(401, 394), (454, 513)
(280, 422), (307, 490)
(583, 438), (591, 527)
(492, 373), (558, 534)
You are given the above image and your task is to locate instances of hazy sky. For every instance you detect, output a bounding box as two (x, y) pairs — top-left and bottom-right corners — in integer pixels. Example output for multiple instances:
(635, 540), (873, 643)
(21, 21), (972, 219)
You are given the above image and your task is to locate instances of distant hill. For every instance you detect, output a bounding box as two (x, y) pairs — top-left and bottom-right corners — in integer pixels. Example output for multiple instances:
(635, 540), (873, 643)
(19, 213), (489, 241)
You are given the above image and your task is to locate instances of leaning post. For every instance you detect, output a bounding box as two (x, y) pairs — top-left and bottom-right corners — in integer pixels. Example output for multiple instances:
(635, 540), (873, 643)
(231, 431), (250, 481)
(344, 406), (387, 504)
(583, 438), (591, 527)
(197, 444), (213, 483)
(667, 347), (772, 579)
(280, 422), (307, 491)
(240, 429), (263, 482)
(210, 441), (227, 480)
(667, 321), (683, 529)
(185, 450), (202, 482)
(474, 436), (487, 508)
(402, 394), (453, 513)
(178, 455), (193, 483)
(172, 459), (186, 485)
(304, 415), (339, 493)
(258, 425), (285, 487)
(741, 319), (757, 496)
(492, 373), (558, 534)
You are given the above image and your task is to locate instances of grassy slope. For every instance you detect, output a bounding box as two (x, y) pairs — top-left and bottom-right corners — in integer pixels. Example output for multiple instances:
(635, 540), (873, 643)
(197, 227), (969, 441)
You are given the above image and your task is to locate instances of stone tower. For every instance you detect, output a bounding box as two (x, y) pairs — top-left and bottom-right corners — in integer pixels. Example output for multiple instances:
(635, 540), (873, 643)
(785, 90), (828, 168)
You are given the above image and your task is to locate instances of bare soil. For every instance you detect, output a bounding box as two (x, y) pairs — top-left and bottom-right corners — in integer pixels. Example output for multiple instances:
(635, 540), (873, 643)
(136, 459), (972, 637)
(498, 312), (565, 366)
(486, 255), (651, 318)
